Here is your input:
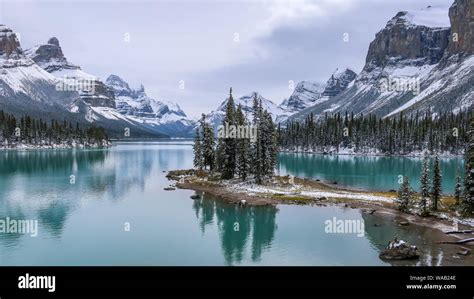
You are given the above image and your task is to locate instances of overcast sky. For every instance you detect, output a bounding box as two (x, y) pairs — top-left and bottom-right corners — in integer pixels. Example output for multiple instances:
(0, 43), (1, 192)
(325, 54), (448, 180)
(1, 0), (452, 118)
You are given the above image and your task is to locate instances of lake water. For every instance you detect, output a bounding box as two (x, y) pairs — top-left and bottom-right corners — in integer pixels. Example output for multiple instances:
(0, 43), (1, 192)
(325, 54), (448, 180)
(0, 141), (470, 266)
(278, 152), (464, 194)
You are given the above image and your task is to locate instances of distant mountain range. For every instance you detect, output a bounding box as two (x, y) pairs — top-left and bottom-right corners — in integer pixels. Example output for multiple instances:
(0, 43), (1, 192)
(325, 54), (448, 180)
(0, 0), (472, 137)
(201, 67), (358, 130)
(0, 32), (195, 138)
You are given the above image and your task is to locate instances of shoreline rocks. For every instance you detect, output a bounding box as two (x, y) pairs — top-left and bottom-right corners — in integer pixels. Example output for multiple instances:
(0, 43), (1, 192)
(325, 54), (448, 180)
(379, 237), (419, 260)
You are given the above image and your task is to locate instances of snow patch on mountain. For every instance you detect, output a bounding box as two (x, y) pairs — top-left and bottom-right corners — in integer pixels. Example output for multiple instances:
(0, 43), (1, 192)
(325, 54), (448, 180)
(279, 81), (325, 113)
(105, 74), (195, 137)
(277, 68), (356, 123)
(388, 6), (451, 29)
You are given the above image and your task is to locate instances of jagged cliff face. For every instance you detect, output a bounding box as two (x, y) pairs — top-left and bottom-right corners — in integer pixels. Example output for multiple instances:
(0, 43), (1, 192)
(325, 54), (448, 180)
(448, 0), (474, 55)
(323, 69), (357, 96)
(0, 25), (22, 58)
(26, 37), (116, 109)
(289, 2), (473, 123)
(365, 11), (450, 69)
(25, 37), (79, 72)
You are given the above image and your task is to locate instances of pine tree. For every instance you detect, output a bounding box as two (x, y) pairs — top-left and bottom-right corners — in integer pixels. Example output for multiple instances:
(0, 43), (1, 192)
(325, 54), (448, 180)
(419, 155), (430, 216)
(431, 155), (442, 211)
(235, 105), (250, 180)
(454, 167), (462, 207)
(219, 88), (237, 179)
(200, 114), (216, 171)
(396, 176), (413, 213)
(215, 137), (225, 173)
(251, 94), (263, 184)
(260, 110), (277, 178)
(277, 111), (469, 155)
(193, 128), (204, 170)
(461, 111), (474, 217)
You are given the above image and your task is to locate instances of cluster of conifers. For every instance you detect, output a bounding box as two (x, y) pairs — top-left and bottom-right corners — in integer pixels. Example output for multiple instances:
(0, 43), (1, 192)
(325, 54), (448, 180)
(0, 110), (108, 146)
(279, 111), (469, 155)
(193, 89), (278, 184)
(396, 113), (474, 218)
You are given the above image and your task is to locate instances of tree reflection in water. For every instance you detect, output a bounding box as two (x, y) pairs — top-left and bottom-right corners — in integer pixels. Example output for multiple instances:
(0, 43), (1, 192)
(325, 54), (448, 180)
(192, 194), (277, 265)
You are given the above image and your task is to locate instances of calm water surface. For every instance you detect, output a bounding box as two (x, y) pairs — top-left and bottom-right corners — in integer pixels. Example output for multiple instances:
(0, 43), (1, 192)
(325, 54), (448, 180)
(278, 152), (464, 193)
(0, 141), (469, 266)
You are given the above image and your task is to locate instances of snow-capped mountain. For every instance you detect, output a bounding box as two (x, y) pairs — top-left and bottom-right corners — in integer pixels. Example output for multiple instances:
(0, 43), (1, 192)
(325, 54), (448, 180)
(279, 81), (326, 114)
(322, 68), (358, 97)
(204, 91), (287, 131)
(278, 68), (356, 122)
(0, 26), (81, 121)
(26, 37), (116, 109)
(289, 1), (474, 122)
(106, 75), (195, 137)
(205, 68), (358, 129)
(0, 30), (167, 138)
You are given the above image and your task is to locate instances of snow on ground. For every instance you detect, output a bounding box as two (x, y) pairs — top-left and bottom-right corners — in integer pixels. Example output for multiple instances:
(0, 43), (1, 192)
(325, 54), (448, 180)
(225, 181), (393, 203)
(300, 190), (393, 202)
(437, 212), (474, 229)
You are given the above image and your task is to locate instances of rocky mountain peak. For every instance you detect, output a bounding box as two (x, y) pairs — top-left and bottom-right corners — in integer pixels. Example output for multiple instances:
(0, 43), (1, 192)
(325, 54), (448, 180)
(106, 74), (132, 96)
(323, 68), (357, 97)
(48, 37), (60, 47)
(25, 37), (79, 72)
(106, 74), (188, 120)
(0, 25), (22, 58)
(364, 7), (450, 70)
(106, 74), (147, 99)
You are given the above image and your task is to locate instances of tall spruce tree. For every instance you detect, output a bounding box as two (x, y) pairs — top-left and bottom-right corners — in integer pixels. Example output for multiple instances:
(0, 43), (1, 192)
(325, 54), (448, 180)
(454, 167), (462, 207)
(215, 137), (225, 173)
(397, 176), (413, 213)
(200, 114), (216, 171)
(419, 155), (430, 216)
(261, 110), (277, 178)
(251, 95), (264, 184)
(431, 155), (442, 211)
(235, 105), (250, 180)
(193, 127), (204, 170)
(219, 88), (237, 179)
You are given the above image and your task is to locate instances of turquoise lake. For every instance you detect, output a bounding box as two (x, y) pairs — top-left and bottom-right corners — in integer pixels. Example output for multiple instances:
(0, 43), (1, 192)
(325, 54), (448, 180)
(0, 141), (469, 266)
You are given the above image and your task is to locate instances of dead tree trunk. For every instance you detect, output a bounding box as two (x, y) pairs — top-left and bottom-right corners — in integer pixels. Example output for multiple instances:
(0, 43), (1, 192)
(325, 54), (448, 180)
(436, 238), (474, 245)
